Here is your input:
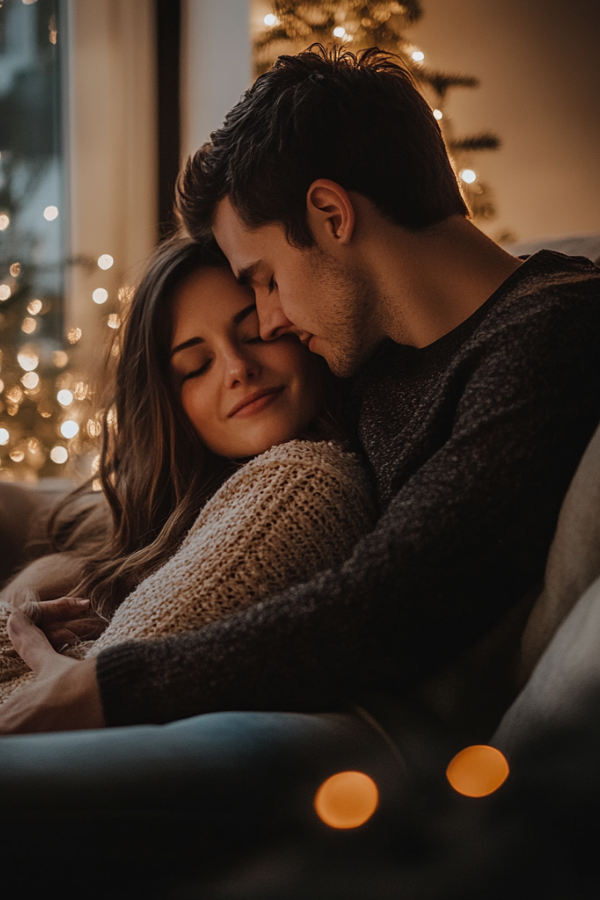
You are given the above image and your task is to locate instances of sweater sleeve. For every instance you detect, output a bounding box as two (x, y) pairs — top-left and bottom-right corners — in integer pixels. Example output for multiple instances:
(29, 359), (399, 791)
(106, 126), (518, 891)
(88, 441), (373, 656)
(96, 282), (600, 726)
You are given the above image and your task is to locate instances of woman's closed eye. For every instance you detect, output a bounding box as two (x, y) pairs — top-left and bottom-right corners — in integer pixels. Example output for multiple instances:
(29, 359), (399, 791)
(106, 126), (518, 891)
(183, 359), (212, 380)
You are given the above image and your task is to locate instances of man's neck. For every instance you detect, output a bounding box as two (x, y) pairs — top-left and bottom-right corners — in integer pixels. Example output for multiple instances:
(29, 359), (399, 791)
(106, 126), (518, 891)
(357, 210), (523, 349)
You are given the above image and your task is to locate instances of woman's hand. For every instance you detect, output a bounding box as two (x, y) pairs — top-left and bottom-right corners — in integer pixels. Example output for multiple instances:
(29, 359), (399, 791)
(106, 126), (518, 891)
(0, 609), (105, 734)
(28, 597), (108, 648)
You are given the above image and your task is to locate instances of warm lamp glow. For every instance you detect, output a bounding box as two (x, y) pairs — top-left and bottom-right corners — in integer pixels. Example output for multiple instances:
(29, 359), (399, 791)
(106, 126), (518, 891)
(314, 771), (379, 829)
(446, 745), (509, 797)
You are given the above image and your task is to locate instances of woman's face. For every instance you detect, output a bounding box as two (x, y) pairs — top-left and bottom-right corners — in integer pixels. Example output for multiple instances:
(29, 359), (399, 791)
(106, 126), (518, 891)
(170, 266), (325, 458)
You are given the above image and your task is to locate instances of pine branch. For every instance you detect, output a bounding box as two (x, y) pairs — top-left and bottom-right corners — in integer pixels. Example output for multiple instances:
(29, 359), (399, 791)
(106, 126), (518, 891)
(449, 132), (501, 153)
(423, 70), (480, 97)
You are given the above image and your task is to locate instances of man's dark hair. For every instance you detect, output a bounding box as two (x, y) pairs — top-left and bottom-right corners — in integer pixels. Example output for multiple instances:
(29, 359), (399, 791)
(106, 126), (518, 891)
(177, 44), (468, 247)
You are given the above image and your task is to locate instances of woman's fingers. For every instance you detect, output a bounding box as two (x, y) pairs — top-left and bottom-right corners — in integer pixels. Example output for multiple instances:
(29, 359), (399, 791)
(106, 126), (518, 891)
(7, 609), (59, 676)
(37, 597), (90, 625)
(44, 617), (107, 648)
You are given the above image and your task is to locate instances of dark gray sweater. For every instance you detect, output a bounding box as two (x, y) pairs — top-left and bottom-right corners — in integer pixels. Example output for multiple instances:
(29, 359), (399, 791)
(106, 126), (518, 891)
(97, 251), (600, 725)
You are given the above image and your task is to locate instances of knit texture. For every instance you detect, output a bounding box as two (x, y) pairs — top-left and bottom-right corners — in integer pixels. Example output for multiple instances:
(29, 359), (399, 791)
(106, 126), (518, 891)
(0, 440), (374, 704)
(94, 250), (600, 726)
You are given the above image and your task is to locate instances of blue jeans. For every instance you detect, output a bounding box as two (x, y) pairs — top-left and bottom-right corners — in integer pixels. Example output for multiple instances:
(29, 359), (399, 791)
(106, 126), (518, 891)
(0, 703), (415, 897)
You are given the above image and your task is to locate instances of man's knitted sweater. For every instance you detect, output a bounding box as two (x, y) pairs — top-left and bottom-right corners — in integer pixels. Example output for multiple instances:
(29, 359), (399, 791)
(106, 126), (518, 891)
(96, 250), (600, 726)
(0, 440), (373, 703)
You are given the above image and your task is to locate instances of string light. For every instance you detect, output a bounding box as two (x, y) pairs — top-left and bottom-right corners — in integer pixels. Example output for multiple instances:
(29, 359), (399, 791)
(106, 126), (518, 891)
(50, 445), (68, 464)
(97, 254), (114, 270)
(17, 350), (39, 371)
(60, 420), (79, 439)
(21, 372), (40, 389)
(43, 205), (59, 221)
(21, 317), (37, 334)
(53, 350), (68, 367)
(0, 285), (11, 301)
(93, 288), (108, 304)
(460, 169), (477, 184)
(0, 214), (9, 231)
(67, 327), (82, 344)
(27, 299), (42, 315)
(57, 389), (74, 407)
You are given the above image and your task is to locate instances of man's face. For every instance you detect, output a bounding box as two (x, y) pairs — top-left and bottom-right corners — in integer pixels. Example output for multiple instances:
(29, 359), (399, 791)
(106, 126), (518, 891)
(213, 197), (377, 378)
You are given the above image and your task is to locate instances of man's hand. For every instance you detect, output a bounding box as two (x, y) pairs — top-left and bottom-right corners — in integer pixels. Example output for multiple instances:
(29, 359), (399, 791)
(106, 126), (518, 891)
(34, 597), (107, 648)
(0, 609), (106, 734)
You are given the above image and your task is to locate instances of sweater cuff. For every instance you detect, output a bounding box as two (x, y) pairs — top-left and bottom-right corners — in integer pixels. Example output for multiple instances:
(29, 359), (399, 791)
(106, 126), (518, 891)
(96, 641), (164, 727)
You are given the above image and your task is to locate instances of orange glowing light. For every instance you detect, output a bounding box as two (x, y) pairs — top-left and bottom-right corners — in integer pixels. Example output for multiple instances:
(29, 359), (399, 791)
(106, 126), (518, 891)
(314, 771), (379, 829)
(446, 745), (509, 797)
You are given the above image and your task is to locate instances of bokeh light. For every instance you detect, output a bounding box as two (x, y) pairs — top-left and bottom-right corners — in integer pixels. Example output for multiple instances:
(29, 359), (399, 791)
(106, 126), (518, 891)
(17, 350), (39, 371)
(27, 299), (42, 315)
(107, 313), (120, 329)
(264, 13), (278, 26)
(21, 371), (40, 389)
(97, 254), (114, 270)
(433, 109), (443, 120)
(333, 25), (346, 38)
(446, 745), (509, 797)
(21, 317), (37, 334)
(60, 420), (79, 439)
(0, 284), (11, 301)
(412, 50), (425, 62)
(57, 389), (74, 407)
(53, 350), (68, 367)
(314, 771), (379, 829)
(93, 288), (109, 304)
(0, 214), (9, 231)
(67, 327), (82, 344)
(43, 205), (59, 221)
(50, 445), (68, 464)
(9, 262), (21, 277)
(0, 428), (9, 445)
(460, 169), (477, 184)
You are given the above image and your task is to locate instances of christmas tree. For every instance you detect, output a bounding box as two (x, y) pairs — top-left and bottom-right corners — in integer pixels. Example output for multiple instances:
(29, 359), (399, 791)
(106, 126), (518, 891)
(255, 1), (501, 221)
(0, 0), (102, 484)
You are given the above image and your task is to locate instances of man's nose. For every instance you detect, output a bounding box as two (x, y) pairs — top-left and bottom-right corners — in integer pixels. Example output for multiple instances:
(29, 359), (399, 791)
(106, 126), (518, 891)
(256, 292), (296, 341)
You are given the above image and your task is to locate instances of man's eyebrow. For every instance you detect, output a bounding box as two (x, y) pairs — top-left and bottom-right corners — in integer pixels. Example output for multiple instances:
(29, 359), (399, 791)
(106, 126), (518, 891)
(236, 261), (261, 286)
(170, 304), (256, 359)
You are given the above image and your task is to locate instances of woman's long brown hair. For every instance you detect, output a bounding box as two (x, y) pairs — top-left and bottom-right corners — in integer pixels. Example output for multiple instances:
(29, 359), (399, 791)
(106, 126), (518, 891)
(49, 237), (235, 618)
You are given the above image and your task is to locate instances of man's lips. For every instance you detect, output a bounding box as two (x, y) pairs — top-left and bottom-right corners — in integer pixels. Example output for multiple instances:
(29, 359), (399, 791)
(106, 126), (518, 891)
(227, 387), (284, 418)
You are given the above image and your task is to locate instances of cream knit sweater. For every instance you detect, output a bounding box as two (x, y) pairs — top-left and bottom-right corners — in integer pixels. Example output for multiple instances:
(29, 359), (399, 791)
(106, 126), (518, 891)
(0, 440), (373, 703)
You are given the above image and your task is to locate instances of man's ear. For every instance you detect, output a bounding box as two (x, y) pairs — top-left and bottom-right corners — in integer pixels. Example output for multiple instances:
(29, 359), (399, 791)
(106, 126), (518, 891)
(306, 180), (355, 246)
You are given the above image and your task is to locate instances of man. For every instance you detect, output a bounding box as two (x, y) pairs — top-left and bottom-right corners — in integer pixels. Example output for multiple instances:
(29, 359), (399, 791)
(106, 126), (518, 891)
(1, 45), (600, 738)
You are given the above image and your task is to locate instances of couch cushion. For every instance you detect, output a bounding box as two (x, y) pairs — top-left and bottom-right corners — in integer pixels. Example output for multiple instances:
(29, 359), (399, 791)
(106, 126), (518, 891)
(493, 573), (600, 756)
(519, 420), (600, 682)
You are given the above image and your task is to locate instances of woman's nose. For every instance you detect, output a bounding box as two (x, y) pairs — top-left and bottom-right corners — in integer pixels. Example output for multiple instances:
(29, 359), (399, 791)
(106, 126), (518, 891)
(223, 348), (259, 387)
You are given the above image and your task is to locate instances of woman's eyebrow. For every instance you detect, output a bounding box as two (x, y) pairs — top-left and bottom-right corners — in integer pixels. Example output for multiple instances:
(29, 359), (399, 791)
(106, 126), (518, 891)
(170, 304), (256, 358)
(170, 336), (203, 359)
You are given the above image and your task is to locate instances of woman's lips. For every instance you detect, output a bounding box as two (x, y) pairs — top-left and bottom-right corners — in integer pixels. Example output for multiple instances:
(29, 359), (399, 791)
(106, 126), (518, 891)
(228, 387), (284, 418)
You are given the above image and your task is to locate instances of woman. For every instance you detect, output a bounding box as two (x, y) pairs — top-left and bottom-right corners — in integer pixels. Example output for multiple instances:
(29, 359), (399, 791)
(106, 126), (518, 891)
(0, 237), (374, 701)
